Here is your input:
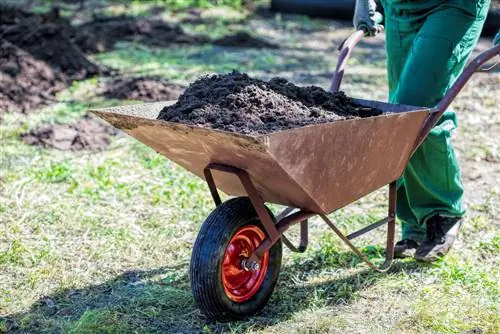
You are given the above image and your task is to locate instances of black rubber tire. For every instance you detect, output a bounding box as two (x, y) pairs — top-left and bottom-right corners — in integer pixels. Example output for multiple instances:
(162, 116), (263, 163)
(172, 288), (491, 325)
(190, 197), (282, 321)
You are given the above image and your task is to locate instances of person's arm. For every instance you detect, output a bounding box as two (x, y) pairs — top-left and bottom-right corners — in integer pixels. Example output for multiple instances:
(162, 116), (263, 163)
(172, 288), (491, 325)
(353, 0), (383, 37)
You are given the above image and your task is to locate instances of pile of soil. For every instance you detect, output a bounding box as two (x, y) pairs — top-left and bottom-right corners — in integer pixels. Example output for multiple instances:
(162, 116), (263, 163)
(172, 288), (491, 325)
(100, 76), (183, 102)
(158, 72), (382, 135)
(213, 31), (279, 49)
(0, 5), (110, 113)
(0, 41), (67, 113)
(75, 16), (207, 53)
(21, 115), (117, 151)
(0, 6), (106, 80)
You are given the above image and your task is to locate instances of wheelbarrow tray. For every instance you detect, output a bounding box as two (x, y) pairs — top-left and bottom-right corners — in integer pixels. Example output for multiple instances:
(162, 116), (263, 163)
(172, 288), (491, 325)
(91, 99), (430, 214)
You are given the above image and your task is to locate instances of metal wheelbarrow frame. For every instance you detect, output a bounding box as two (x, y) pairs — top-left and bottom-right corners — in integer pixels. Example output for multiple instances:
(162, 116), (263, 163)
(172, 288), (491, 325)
(91, 31), (499, 320)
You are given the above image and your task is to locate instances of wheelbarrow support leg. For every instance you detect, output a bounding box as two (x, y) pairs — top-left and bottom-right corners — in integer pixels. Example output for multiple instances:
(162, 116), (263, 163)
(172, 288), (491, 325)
(320, 181), (396, 273)
(386, 181), (396, 264)
(204, 163), (397, 272)
(281, 219), (308, 253)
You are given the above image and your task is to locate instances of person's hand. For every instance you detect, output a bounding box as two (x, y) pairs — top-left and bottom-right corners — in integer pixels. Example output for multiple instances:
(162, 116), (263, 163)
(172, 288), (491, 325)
(494, 30), (500, 46)
(353, 0), (383, 37)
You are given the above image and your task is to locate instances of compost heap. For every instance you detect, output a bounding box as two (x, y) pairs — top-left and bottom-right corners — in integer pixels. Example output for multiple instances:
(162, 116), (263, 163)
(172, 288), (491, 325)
(157, 72), (383, 135)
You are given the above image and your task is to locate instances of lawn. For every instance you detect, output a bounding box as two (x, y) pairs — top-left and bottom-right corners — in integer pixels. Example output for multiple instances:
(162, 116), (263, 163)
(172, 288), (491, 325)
(0, 1), (499, 333)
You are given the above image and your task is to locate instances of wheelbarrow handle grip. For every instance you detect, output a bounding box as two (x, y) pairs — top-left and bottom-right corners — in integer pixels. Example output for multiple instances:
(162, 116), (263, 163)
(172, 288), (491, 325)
(329, 30), (365, 93)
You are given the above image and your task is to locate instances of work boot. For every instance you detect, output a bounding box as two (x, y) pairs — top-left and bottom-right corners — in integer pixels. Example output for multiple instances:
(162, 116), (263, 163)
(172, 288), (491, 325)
(414, 215), (462, 262)
(394, 239), (419, 258)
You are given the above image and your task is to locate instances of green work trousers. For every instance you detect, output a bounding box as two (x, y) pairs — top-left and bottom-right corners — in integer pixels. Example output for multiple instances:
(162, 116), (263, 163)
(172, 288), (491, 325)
(381, 0), (490, 242)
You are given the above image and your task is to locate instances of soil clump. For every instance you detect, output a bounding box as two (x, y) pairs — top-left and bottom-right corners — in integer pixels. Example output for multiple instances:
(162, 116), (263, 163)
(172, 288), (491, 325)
(158, 71), (383, 135)
(100, 76), (183, 102)
(21, 115), (117, 151)
(213, 31), (279, 49)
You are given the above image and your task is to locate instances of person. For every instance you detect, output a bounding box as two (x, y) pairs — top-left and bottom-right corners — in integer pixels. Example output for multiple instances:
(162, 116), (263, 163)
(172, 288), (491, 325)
(353, 0), (493, 262)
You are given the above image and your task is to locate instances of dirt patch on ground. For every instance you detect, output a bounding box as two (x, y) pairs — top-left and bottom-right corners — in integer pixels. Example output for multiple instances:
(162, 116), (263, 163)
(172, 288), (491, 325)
(0, 6), (107, 80)
(157, 71), (382, 135)
(0, 5), (110, 113)
(213, 31), (279, 49)
(21, 115), (117, 151)
(100, 76), (183, 102)
(75, 16), (208, 53)
(0, 41), (67, 114)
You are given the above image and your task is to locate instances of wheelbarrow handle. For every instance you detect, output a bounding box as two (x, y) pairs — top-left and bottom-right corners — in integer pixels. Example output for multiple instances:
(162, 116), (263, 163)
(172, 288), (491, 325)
(412, 44), (500, 152)
(436, 44), (500, 113)
(329, 30), (365, 93)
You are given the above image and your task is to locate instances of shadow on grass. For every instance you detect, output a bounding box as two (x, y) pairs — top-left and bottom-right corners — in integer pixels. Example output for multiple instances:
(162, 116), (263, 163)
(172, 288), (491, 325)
(1, 250), (427, 333)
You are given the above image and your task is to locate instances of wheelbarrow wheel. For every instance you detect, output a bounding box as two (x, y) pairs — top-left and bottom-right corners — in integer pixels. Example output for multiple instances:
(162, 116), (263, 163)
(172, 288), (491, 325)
(190, 197), (282, 321)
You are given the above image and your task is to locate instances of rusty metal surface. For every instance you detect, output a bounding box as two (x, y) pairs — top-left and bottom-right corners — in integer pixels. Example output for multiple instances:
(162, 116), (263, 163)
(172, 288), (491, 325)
(91, 100), (429, 214)
(203, 167), (222, 206)
(92, 102), (323, 212)
(267, 105), (429, 213)
(385, 181), (397, 264)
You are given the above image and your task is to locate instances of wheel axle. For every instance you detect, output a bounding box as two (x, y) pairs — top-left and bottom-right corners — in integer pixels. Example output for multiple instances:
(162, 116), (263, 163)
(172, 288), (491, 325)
(241, 259), (260, 271)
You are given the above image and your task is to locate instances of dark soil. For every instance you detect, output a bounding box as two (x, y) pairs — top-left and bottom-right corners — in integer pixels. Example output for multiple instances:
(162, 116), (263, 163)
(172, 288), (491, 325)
(0, 41), (67, 113)
(213, 31), (279, 49)
(21, 115), (117, 151)
(158, 71), (382, 135)
(99, 76), (183, 102)
(74, 16), (208, 53)
(0, 6), (107, 80)
(0, 5), (110, 113)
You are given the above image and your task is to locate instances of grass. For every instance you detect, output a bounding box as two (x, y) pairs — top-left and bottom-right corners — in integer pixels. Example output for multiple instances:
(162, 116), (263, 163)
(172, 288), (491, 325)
(151, 0), (246, 11)
(1, 6), (499, 334)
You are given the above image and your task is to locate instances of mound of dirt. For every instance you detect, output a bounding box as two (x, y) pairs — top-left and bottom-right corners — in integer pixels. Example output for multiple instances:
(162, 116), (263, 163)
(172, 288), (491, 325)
(0, 41), (67, 113)
(0, 5), (107, 79)
(21, 115), (117, 151)
(157, 71), (382, 135)
(213, 31), (279, 49)
(75, 16), (207, 53)
(100, 76), (183, 102)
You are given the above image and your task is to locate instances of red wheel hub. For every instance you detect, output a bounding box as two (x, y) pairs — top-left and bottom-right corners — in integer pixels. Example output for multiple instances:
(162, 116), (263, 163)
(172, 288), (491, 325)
(222, 225), (269, 302)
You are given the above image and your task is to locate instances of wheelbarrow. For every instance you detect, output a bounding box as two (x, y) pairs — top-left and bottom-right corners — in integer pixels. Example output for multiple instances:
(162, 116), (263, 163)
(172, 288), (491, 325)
(91, 31), (499, 321)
